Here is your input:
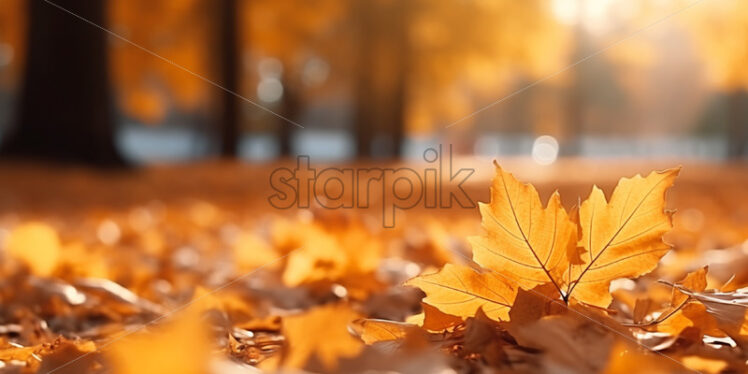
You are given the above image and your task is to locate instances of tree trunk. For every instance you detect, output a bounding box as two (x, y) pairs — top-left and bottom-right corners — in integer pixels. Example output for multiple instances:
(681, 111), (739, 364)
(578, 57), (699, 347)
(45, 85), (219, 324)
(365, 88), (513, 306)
(727, 90), (747, 159)
(278, 74), (299, 157)
(352, 0), (409, 159)
(353, 0), (376, 159)
(561, 6), (586, 156)
(216, 0), (240, 158)
(386, 0), (409, 158)
(1, 0), (126, 167)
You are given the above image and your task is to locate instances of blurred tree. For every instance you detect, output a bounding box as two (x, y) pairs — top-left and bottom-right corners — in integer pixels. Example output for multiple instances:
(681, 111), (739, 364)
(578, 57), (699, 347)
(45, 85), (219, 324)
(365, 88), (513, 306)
(0, 0), (24, 139)
(353, 0), (409, 158)
(243, 0), (566, 159)
(685, 0), (748, 158)
(279, 73), (300, 156)
(0, 0), (126, 166)
(109, 0), (213, 142)
(242, 0), (344, 157)
(562, 2), (588, 156)
(411, 0), (567, 140)
(0, 0), (25, 86)
(216, 0), (240, 157)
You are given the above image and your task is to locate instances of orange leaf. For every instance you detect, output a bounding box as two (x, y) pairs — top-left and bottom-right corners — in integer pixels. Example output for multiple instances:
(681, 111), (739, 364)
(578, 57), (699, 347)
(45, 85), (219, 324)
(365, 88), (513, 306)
(6, 222), (61, 276)
(351, 318), (414, 345)
(107, 309), (212, 374)
(281, 303), (363, 369)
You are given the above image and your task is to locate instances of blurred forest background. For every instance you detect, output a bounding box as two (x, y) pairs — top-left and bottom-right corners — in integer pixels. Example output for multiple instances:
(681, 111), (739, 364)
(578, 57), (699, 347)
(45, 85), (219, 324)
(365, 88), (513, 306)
(0, 0), (746, 166)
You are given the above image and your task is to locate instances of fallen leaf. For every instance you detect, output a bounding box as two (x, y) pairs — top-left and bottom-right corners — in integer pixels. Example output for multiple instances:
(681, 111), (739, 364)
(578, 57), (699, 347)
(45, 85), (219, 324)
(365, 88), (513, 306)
(6, 222), (61, 276)
(107, 309), (212, 374)
(37, 341), (99, 374)
(405, 263), (516, 321)
(633, 298), (655, 324)
(1, 338), (97, 373)
(232, 232), (281, 272)
(602, 341), (681, 374)
(406, 302), (463, 332)
(680, 356), (728, 374)
(672, 266), (708, 307)
(281, 220), (382, 288)
(507, 285), (560, 326)
(470, 162), (577, 299)
(657, 302), (723, 340)
(511, 314), (619, 374)
(462, 308), (509, 367)
(568, 168), (680, 307)
(671, 284), (748, 340)
(351, 318), (414, 345)
(281, 303), (363, 369)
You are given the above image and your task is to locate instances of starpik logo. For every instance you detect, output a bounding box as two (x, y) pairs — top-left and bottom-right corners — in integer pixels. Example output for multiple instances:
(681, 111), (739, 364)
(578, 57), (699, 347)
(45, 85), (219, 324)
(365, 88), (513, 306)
(267, 145), (476, 227)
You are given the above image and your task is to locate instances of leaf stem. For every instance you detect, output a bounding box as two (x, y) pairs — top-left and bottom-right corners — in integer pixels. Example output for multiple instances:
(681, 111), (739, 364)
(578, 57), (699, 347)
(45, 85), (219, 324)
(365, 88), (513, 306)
(621, 296), (690, 328)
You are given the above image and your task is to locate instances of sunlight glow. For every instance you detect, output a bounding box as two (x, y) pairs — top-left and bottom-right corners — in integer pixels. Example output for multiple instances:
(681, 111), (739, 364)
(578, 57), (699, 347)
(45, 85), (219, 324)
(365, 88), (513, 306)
(531, 135), (559, 165)
(257, 78), (283, 103)
(551, 0), (621, 33)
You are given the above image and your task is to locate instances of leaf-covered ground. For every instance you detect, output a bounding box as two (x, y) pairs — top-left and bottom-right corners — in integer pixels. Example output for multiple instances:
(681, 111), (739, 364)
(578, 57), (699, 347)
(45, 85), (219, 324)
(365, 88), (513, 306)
(0, 160), (747, 374)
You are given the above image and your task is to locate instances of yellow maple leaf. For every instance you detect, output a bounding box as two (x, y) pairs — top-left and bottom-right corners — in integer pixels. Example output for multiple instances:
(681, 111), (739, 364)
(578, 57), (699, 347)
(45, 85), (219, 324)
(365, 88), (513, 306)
(567, 168), (680, 307)
(469, 162), (577, 299)
(281, 303), (363, 369)
(405, 263), (516, 321)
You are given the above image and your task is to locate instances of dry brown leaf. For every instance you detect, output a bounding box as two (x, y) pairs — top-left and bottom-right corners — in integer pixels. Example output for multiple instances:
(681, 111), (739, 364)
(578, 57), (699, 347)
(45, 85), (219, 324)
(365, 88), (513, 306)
(511, 314), (619, 374)
(462, 308), (509, 367)
(1, 338), (97, 373)
(671, 283), (748, 341)
(406, 302), (464, 332)
(633, 298), (656, 324)
(37, 340), (99, 374)
(567, 168), (680, 307)
(507, 284), (561, 327)
(656, 267), (738, 340)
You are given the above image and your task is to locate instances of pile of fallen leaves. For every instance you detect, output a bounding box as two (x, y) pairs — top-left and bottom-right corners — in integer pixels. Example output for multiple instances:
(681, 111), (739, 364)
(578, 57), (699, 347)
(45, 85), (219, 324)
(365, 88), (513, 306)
(0, 161), (747, 374)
